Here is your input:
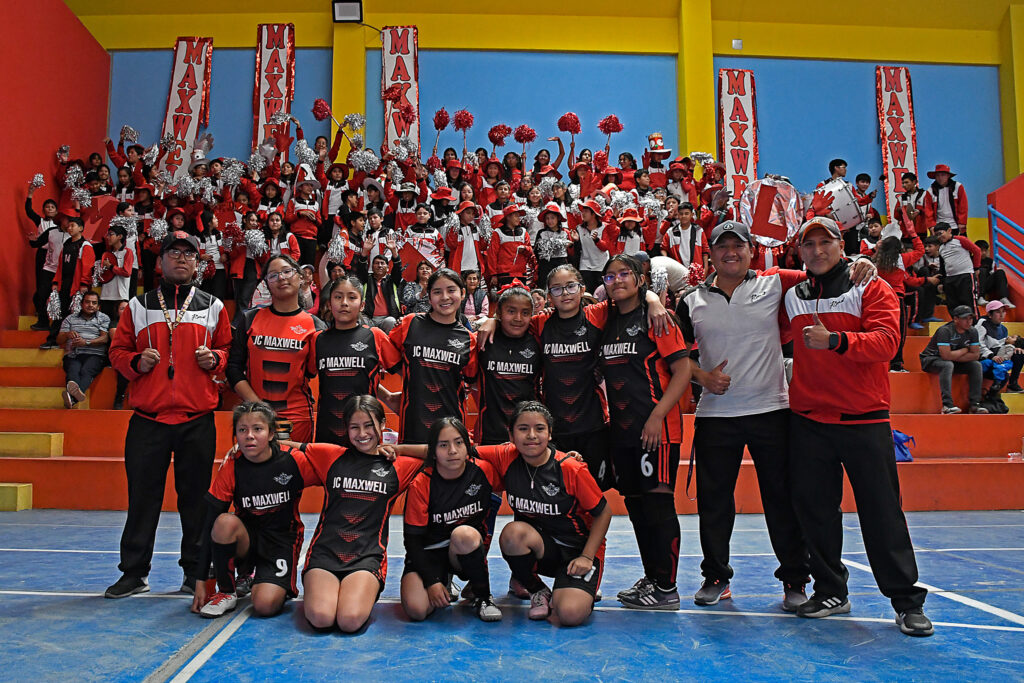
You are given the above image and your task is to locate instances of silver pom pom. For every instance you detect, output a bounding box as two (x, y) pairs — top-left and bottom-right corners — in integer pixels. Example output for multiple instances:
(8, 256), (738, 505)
(611, 190), (636, 213)
(148, 218), (169, 243)
(523, 206), (540, 227)
(386, 160), (402, 184)
(248, 153), (266, 174)
(689, 151), (715, 166)
(71, 188), (92, 208)
(120, 125), (139, 143)
(219, 159), (245, 188)
(92, 258), (107, 287)
(343, 112), (367, 131)
(175, 176), (196, 198)
(593, 194), (608, 211)
(69, 291), (83, 316)
(350, 133), (364, 150)
(195, 177), (216, 205)
(47, 290), (62, 322)
(293, 138), (318, 168)
(432, 169), (448, 189)
(160, 133), (176, 152)
(638, 195), (665, 222)
(143, 143), (159, 166)
(326, 234), (347, 264)
(462, 151), (477, 167)
(64, 165), (84, 189)
(568, 184), (580, 201)
(244, 229), (268, 258)
(269, 111), (291, 125)
(397, 135), (418, 158)
(193, 265), (206, 286)
(57, 144), (71, 158)
(650, 266), (668, 295)
(349, 149), (380, 174)
(538, 176), (556, 200)
(440, 212), (459, 240)
(110, 215), (138, 240)
(479, 216), (493, 245)
(392, 143), (409, 162)
(29, 173), (46, 190)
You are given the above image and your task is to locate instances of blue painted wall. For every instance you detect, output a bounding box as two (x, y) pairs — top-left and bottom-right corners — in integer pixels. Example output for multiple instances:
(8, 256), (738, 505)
(365, 50), (678, 168)
(108, 48), (332, 161)
(714, 56), (1003, 217)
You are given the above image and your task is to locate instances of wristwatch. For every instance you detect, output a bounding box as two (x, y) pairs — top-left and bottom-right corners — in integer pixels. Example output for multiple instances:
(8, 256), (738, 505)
(827, 332), (840, 350)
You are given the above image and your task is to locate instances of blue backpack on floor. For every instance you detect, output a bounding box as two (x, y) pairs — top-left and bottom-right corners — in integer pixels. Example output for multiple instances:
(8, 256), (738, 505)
(893, 429), (915, 462)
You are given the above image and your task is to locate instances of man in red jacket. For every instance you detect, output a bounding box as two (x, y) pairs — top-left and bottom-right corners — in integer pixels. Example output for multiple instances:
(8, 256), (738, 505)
(104, 231), (233, 599)
(783, 216), (933, 637)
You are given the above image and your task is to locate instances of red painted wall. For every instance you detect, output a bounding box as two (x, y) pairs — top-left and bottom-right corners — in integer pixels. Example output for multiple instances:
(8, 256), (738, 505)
(0, 2), (109, 329)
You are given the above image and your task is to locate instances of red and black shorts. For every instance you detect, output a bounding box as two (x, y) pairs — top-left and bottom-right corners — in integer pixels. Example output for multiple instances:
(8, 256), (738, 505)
(401, 545), (472, 587)
(242, 524), (302, 598)
(611, 441), (680, 496)
(532, 524), (602, 598)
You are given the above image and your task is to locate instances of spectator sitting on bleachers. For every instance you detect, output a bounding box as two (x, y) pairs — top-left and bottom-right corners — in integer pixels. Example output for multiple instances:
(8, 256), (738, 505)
(57, 291), (110, 409)
(977, 300), (1024, 398)
(910, 236), (943, 328)
(919, 305), (987, 414)
(974, 240), (1016, 309)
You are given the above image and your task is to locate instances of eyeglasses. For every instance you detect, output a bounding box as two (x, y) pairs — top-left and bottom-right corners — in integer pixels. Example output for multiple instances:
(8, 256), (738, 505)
(602, 270), (636, 285)
(165, 249), (198, 261)
(266, 267), (298, 283)
(548, 282), (582, 297)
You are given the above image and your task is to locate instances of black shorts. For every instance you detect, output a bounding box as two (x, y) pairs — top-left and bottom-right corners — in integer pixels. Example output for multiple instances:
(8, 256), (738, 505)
(533, 526), (602, 598)
(302, 547), (387, 596)
(242, 524), (302, 598)
(557, 427), (613, 491)
(401, 545), (471, 586)
(611, 442), (681, 496)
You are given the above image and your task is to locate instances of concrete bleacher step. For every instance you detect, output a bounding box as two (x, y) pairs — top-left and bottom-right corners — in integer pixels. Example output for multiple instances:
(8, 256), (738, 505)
(0, 432), (63, 457)
(926, 320), (1024, 336)
(0, 348), (63, 368)
(0, 330), (48, 348)
(16, 316), (41, 332)
(0, 367), (67, 387)
(0, 483), (32, 511)
(0, 387), (88, 410)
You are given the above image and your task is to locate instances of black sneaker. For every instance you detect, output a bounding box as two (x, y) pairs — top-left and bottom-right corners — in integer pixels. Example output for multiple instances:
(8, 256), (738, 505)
(104, 575), (149, 599)
(1006, 383), (1023, 394)
(235, 573), (253, 598)
(617, 576), (653, 601)
(112, 396), (125, 410)
(30, 322), (50, 331)
(38, 342), (58, 350)
(180, 575), (196, 595)
(620, 582), (680, 610)
(896, 608), (934, 636)
(796, 594), (851, 618)
(694, 578), (731, 606)
(782, 582), (809, 612)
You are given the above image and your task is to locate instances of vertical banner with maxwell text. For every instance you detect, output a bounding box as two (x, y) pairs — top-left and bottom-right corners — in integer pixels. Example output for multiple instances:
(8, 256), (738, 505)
(252, 23), (295, 161)
(381, 26), (419, 154)
(157, 37), (213, 181)
(717, 68), (758, 210)
(876, 66), (918, 219)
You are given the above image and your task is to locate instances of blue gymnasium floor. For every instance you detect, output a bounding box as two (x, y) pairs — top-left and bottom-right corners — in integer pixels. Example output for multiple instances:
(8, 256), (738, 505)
(1, 511), (1023, 682)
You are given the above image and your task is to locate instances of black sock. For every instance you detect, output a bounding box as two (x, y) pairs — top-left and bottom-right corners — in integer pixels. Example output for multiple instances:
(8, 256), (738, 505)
(211, 541), (237, 593)
(502, 552), (544, 593)
(624, 496), (654, 581)
(457, 546), (491, 599)
(642, 494), (680, 592)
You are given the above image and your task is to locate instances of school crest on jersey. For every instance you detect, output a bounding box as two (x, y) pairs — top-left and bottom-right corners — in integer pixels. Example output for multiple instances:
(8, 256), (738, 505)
(371, 464), (389, 478)
(465, 483), (482, 497)
(447, 338), (465, 350)
(575, 326), (587, 337)
(541, 483), (560, 497)
(626, 324), (643, 337)
(350, 341), (369, 352)
(290, 325), (308, 335)
(520, 349), (536, 359)
(273, 472), (293, 485)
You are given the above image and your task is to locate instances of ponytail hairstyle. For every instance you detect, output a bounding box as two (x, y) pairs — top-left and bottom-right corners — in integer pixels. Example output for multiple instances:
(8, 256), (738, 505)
(232, 401), (280, 444)
(509, 400), (555, 435)
(339, 395), (387, 450)
(425, 416), (477, 468)
(545, 263), (584, 289)
(496, 281), (532, 314)
(319, 275), (366, 327)
(873, 236), (903, 274)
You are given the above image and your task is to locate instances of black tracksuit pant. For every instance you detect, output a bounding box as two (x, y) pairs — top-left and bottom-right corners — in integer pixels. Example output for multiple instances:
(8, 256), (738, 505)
(694, 409), (809, 584)
(118, 412), (216, 579)
(789, 413), (927, 612)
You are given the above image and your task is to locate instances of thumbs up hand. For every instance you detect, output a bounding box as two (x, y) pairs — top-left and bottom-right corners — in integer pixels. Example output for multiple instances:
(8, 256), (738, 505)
(704, 360), (731, 395)
(803, 313), (833, 350)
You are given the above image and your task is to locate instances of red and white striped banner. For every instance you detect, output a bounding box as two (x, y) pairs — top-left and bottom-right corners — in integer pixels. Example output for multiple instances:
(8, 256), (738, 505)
(381, 25), (419, 154)
(252, 23), (295, 161)
(876, 66), (918, 219)
(717, 68), (758, 210)
(157, 37), (213, 181)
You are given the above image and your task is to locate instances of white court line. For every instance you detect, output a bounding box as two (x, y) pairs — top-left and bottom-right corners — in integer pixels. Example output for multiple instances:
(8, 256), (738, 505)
(844, 558), (1024, 627)
(169, 605), (253, 683)
(0, 548), (177, 555)
(0, 589), (188, 599)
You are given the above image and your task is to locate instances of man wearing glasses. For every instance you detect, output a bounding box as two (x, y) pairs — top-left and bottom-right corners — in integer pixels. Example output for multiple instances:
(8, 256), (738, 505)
(105, 232), (233, 599)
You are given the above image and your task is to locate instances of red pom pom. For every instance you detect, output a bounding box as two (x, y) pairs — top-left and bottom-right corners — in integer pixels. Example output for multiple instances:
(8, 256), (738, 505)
(513, 125), (537, 145)
(598, 114), (624, 135)
(488, 124), (512, 147)
(688, 263), (705, 286)
(594, 150), (608, 172)
(399, 102), (416, 124)
(426, 155), (442, 172)
(557, 112), (581, 135)
(311, 98), (332, 122)
(222, 220), (243, 242)
(433, 108), (450, 131)
(382, 84), (403, 102)
(453, 109), (474, 132)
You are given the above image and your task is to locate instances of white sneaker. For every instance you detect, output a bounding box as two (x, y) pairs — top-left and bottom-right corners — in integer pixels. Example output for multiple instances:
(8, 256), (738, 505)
(528, 587), (552, 620)
(200, 592), (237, 618)
(977, 297), (988, 306)
(67, 380), (86, 403)
(1000, 297), (1016, 309)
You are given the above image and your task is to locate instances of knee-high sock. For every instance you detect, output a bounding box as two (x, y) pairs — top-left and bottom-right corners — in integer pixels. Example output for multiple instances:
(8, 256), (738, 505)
(457, 546), (492, 599)
(211, 541), (237, 593)
(502, 552), (545, 593)
(641, 493), (681, 592)
(624, 495), (655, 581)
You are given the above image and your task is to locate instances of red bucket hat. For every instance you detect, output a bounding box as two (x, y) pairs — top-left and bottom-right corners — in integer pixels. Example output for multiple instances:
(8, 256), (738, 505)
(926, 163), (956, 179)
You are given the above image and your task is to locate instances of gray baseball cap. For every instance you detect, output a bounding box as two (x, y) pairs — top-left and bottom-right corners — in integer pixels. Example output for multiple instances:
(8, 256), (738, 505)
(710, 220), (752, 245)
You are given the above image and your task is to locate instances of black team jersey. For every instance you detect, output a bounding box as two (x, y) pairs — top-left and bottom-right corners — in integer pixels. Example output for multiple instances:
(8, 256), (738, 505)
(303, 443), (422, 580)
(598, 302), (688, 442)
(387, 313), (478, 444)
(532, 303), (610, 438)
(309, 325), (401, 445)
(477, 444), (607, 555)
(476, 330), (541, 445)
(226, 307), (327, 424)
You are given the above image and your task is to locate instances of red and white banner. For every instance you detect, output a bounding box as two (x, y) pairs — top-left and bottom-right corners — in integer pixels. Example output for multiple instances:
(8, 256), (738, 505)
(876, 66), (918, 219)
(157, 37), (213, 181)
(717, 68), (758, 210)
(252, 24), (295, 161)
(381, 25), (419, 154)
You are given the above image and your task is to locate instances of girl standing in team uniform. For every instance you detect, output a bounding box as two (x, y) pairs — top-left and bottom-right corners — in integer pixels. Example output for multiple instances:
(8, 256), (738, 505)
(399, 417), (504, 623)
(598, 255), (690, 611)
(191, 402), (319, 619)
(309, 276), (399, 445)
(302, 396), (424, 633)
(387, 268), (478, 444)
(227, 254), (326, 442)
